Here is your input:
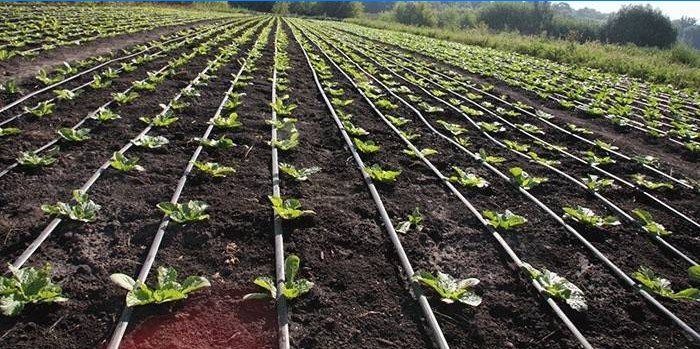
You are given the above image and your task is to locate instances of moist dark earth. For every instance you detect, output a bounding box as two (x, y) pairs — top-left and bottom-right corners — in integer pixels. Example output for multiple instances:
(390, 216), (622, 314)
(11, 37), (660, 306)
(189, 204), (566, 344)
(1, 18), (699, 349)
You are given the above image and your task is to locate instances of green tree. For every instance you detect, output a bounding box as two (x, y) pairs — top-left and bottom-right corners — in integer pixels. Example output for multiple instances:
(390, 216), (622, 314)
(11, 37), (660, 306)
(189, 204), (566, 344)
(394, 2), (437, 27)
(602, 5), (677, 48)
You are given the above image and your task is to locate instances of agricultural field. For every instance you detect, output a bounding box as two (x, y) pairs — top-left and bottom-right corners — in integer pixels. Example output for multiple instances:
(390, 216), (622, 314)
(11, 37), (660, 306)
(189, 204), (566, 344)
(0, 3), (698, 349)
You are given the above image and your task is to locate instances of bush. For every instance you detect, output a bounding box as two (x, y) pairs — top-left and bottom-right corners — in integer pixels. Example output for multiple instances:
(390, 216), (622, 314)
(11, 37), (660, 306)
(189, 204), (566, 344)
(602, 5), (677, 48)
(393, 2), (437, 27)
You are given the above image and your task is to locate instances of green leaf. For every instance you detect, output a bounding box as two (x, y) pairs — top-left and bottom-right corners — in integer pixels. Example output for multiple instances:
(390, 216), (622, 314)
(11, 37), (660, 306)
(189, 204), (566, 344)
(365, 164), (401, 183)
(269, 195), (315, 220)
(522, 263), (587, 311)
(482, 210), (527, 230)
(413, 271), (481, 306)
(562, 206), (620, 227)
(353, 138), (380, 154)
(157, 200), (210, 223)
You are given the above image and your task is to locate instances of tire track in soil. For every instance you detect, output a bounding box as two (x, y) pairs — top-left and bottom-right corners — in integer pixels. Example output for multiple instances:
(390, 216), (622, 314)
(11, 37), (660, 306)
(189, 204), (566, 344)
(0, 19), (267, 349)
(303, 25), (697, 349)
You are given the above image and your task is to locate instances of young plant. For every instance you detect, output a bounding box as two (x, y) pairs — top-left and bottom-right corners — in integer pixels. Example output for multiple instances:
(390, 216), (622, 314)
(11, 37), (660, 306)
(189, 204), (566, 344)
(270, 131), (299, 151)
(92, 108), (121, 122)
(17, 147), (59, 167)
(244, 255), (314, 300)
(477, 121), (505, 133)
(631, 174), (673, 190)
(562, 206), (620, 227)
(353, 138), (380, 154)
(140, 110), (178, 127)
(594, 139), (618, 152)
(528, 152), (560, 166)
(482, 210), (527, 230)
(24, 101), (54, 117)
(89, 74), (111, 89)
(112, 91), (140, 105)
(510, 167), (547, 190)
(418, 102), (444, 113)
(157, 200), (210, 223)
(211, 113), (242, 129)
(581, 174), (616, 191)
(132, 135), (169, 149)
(386, 114), (410, 127)
(402, 148), (438, 158)
(53, 89), (78, 101)
(567, 123), (593, 134)
(270, 99), (297, 116)
(343, 120), (369, 137)
(132, 80), (157, 91)
(0, 263), (67, 316)
(582, 150), (615, 166)
(437, 120), (468, 135)
(503, 140), (530, 152)
(0, 127), (21, 137)
(478, 149), (506, 165)
(41, 190), (101, 222)
(515, 123), (545, 135)
(449, 167), (488, 188)
(396, 207), (423, 234)
(196, 136), (236, 149)
(279, 162), (321, 181)
(265, 117), (297, 130)
(522, 263), (587, 311)
(632, 266), (699, 301)
(412, 271), (481, 306)
(269, 196), (315, 220)
(58, 127), (90, 142)
(193, 162), (235, 177)
(400, 129), (421, 141)
(110, 152), (144, 172)
(110, 266), (210, 307)
(365, 164), (401, 183)
(375, 99), (398, 110)
(689, 265), (700, 284)
(632, 208), (671, 236)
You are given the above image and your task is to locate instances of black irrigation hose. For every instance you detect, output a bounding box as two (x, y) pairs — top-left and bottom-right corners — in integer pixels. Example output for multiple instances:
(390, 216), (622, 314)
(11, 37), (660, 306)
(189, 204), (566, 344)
(288, 20), (451, 349)
(343, 41), (698, 267)
(294, 21), (595, 349)
(0, 18), (236, 115)
(308, 25), (700, 344)
(270, 18), (290, 349)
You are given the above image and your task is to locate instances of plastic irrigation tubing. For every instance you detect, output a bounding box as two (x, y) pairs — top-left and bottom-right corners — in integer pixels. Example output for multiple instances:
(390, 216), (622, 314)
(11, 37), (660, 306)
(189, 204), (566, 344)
(312, 30), (700, 344)
(106, 33), (257, 349)
(0, 18), (237, 115)
(0, 18), (259, 128)
(9, 32), (246, 271)
(270, 19), (290, 349)
(0, 21), (258, 180)
(346, 42), (699, 267)
(288, 20), (451, 349)
(358, 36), (694, 190)
(373, 51), (700, 230)
(294, 22), (594, 349)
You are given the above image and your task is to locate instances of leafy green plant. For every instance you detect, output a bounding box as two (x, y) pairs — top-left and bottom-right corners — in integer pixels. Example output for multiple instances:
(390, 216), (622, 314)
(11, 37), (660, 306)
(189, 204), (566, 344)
(331, 98), (353, 107)
(110, 266), (210, 307)
(41, 190), (101, 222)
(582, 150), (615, 166)
(110, 152), (144, 172)
(140, 111), (178, 127)
(562, 206), (620, 227)
(482, 210), (527, 230)
(689, 265), (700, 284)
(402, 148), (438, 158)
(353, 138), (380, 154)
(594, 139), (618, 152)
(279, 163), (321, 181)
(132, 80), (157, 91)
(0, 127), (21, 137)
(412, 271), (481, 306)
(0, 263), (67, 316)
(400, 129), (421, 141)
(193, 162), (235, 177)
(157, 200), (210, 223)
(418, 102), (444, 113)
(365, 164), (401, 183)
(581, 174), (616, 191)
(17, 147), (59, 167)
(479, 149), (506, 165)
(0, 79), (20, 96)
(396, 207), (424, 234)
(632, 209), (671, 236)
(448, 166), (488, 188)
(265, 117), (297, 130)
(528, 152), (560, 166)
(197, 136), (236, 149)
(210, 114), (242, 129)
(567, 123), (593, 134)
(92, 108), (120, 122)
(460, 105), (483, 117)
(375, 99), (398, 110)
(510, 167), (547, 190)
(632, 266), (699, 301)
(270, 99), (297, 116)
(631, 174), (673, 190)
(386, 114), (410, 127)
(515, 123), (544, 135)
(89, 74), (111, 89)
(343, 120), (369, 136)
(437, 120), (468, 135)
(503, 140), (530, 152)
(132, 135), (169, 149)
(24, 101), (54, 117)
(53, 89), (78, 101)
(269, 196), (315, 219)
(522, 263), (587, 311)
(58, 128), (90, 142)
(244, 255), (314, 300)
(270, 131), (299, 151)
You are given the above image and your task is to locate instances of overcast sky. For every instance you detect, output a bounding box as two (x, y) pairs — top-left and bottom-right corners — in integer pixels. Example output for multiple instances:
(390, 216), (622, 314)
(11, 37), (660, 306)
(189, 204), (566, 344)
(563, 1), (699, 20)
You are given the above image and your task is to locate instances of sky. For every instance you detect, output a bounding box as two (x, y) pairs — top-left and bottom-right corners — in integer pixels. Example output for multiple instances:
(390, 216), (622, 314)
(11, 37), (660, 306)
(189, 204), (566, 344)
(563, 1), (699, 20)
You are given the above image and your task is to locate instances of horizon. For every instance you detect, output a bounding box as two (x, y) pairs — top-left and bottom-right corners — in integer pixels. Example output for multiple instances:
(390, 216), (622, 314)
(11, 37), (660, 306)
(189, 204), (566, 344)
(561, 1), (699, 20)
